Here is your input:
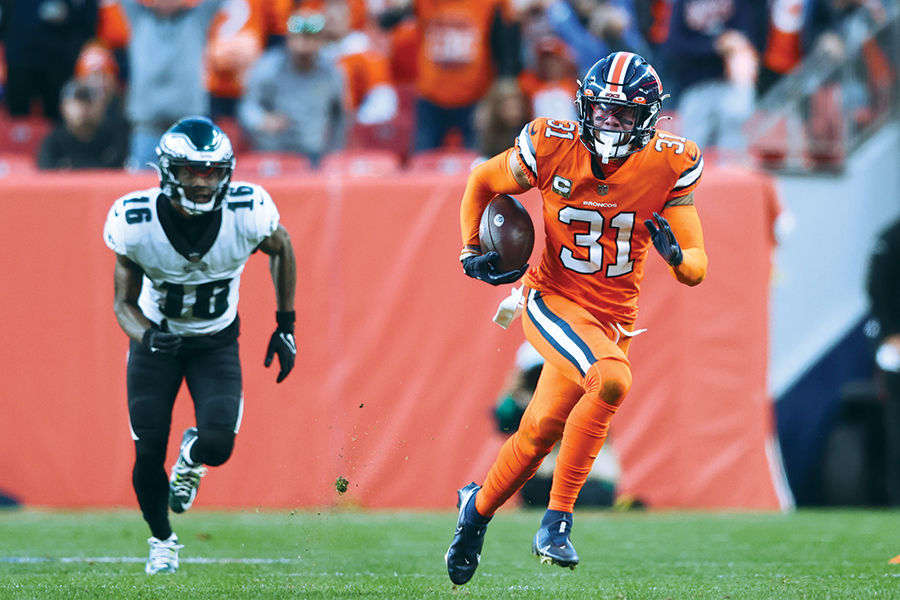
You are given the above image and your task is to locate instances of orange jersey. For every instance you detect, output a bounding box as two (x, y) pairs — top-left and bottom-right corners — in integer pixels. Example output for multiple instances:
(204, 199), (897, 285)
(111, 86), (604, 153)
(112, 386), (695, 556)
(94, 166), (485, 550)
(415, 0), (512, 107)
(207, 0), (293, 99)
(98, 0), (130, 49)
(462, 117), (704, 324)
(336, 33), (393, 109)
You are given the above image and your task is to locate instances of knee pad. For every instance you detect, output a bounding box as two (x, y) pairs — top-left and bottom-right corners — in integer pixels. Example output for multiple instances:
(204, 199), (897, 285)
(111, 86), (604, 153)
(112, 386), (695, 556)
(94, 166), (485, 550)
(517, 406), (566, 458)
(584, 358), (632, 407)
(192, 428), (235, 467)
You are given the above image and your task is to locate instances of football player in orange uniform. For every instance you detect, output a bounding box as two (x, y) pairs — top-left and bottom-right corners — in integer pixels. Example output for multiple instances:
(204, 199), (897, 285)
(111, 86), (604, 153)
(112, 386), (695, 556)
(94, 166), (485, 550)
(446, 51), (708, 585)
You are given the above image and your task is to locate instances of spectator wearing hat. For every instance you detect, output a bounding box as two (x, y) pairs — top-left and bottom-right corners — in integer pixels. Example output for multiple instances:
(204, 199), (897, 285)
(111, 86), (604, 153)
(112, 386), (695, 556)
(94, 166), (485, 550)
(37, 77), (129, 169)
(237, 10), (346, 166)
(74, 41), (129, 134)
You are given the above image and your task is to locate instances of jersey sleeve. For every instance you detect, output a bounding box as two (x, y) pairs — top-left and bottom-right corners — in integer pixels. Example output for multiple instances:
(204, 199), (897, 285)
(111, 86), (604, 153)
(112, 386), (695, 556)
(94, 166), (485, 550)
(103, 196), (129, 256)
(666, 139), (704, 202)
(245, 184), (280, 246)
(513, 118), (543, 187)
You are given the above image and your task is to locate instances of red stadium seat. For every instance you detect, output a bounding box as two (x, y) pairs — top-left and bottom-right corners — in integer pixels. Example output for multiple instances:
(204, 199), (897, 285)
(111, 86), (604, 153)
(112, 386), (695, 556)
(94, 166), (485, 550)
(233, 152), (313, 179)
(344, 83), (417, 164)
(407, 149), (483, 174)
(0, 113), (53, 155)
(0, 153), (39, 177)
(216, 116), (250, 154)
(320, 149), (402, 177)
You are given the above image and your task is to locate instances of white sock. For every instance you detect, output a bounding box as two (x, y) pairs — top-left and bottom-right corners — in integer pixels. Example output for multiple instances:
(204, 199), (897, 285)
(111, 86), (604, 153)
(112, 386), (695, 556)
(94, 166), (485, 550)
(181, 436), (198, 467)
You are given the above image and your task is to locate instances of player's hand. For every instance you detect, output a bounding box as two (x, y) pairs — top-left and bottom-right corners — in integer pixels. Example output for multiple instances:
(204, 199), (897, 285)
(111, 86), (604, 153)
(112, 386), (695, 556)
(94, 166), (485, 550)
(462, 252), (528, 286)
(265, 311), (296, 383)
(644, 212), (684, 266)
(142, 319), (182, 356)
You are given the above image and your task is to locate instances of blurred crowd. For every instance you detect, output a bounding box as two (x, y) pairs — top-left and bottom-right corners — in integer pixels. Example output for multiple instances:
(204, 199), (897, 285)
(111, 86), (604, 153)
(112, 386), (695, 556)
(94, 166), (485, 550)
(0, 0), (892, 172)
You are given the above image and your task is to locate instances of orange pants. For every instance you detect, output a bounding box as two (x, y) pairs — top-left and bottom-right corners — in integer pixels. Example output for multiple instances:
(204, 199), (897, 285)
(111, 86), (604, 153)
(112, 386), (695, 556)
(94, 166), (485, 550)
(476, 288), (634, 515)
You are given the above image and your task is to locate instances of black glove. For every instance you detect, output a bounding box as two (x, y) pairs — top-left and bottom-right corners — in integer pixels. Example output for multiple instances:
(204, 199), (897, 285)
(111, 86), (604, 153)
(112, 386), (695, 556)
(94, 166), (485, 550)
(142, 319), (182, 356)
(644, 212), (684, 266)
(462, 252), (528, 286)
(265, 311), (296, 383)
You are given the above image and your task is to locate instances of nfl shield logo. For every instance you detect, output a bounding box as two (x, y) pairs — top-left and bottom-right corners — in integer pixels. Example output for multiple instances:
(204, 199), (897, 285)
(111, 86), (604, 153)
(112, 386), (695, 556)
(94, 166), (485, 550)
(598, 184), (609, 196)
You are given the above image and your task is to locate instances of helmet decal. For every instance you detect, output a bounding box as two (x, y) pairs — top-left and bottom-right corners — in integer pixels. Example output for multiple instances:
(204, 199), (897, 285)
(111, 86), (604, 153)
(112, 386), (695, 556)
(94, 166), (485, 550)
(602, 51), (637, 99)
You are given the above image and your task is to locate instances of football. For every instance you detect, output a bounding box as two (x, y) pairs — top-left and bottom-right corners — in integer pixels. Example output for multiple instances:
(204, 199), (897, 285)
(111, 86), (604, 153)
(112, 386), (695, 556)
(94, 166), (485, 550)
(479, 194), (535, 272)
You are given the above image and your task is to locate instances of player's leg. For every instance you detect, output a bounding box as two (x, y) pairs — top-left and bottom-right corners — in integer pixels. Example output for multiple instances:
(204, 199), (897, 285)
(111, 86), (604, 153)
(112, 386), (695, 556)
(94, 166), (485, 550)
(168, 340), (243, 513)
(126, 339), (184, 573)
(446, 363), (582, 585)
(476, 364), (583, 515)
(521, 289), (634, 567)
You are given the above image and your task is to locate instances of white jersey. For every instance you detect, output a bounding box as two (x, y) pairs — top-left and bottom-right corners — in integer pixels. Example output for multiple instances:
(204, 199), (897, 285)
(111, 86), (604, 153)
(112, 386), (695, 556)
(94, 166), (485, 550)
(103, 182), (280, 336)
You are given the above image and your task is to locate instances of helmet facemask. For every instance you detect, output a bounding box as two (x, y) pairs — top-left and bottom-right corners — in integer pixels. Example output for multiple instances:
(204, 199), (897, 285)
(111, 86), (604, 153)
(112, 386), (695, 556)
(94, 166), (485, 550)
(578, 95), (659, 163)
(158, 156), (233, 215)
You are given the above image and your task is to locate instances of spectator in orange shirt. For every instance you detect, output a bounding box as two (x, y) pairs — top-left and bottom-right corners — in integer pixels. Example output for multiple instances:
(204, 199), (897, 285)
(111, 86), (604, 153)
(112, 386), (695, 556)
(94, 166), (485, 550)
(378, 0), (522, 152)
(206, 0), (294, 118)
(321, 0), (398, 126)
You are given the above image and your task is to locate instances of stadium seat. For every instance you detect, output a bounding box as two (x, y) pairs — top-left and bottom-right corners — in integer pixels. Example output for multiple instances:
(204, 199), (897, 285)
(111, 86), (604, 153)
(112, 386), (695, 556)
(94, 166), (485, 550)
(233, 152), (313, 179)
(0, 113), (53, 156)
(0, 153), (39, 177)
(407, 149), (483, 175)
(320, 149), (402, 177)
(344, 83), (417, 164)
(216, 116), (250, 154)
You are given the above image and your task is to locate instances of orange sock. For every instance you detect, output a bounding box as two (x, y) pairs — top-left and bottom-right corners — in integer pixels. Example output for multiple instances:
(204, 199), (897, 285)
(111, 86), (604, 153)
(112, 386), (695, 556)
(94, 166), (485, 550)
(548, 357), (630, 513)
(548, 396), (618, 512)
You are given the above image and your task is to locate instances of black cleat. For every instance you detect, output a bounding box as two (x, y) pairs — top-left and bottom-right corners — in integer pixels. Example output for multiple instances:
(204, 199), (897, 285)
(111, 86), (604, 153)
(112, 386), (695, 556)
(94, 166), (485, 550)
(532, 510), (579, 569)
(444, 482), (490, 585)
(168, 428), (207, 514)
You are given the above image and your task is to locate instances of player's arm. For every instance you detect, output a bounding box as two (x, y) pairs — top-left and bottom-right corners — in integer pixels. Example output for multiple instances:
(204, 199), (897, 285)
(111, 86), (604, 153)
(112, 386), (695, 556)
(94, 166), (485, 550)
(459, 148), (532, 255)
(257, 224), (296, 313)
(257, 224), (297, 383)
(645, 192), (707, 286)
(113, 253), (183, 354)
(458, 149), (533, 285)
(113, 253), (153, 343)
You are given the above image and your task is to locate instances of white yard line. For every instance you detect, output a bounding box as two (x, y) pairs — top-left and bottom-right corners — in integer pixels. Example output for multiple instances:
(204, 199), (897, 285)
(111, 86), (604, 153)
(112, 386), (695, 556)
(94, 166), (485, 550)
(2, 557), (297, 564)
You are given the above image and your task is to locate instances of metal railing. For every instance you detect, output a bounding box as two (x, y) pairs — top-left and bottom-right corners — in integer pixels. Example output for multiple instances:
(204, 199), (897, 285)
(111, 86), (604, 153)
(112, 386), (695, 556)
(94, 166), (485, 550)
(747, 3), (900, 174)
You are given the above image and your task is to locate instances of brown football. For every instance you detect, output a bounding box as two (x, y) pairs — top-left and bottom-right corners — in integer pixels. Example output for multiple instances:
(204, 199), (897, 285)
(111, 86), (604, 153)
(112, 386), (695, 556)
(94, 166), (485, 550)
(479, 194), (535, 272)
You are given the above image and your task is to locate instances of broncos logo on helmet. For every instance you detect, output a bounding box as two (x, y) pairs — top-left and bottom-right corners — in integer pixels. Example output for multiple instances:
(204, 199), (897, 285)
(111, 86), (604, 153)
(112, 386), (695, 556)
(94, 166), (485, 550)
(156, 116), (235, 215)
(575, 52), (664, 163)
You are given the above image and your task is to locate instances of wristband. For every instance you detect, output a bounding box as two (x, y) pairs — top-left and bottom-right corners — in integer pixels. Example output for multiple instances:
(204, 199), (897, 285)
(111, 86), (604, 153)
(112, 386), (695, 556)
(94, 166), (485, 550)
(276, 310), (296, 333)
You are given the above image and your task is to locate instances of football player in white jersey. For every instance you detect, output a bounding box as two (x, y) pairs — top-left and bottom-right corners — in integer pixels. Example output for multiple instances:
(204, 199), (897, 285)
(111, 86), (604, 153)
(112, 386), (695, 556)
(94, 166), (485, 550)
(103, 116), (297, 574)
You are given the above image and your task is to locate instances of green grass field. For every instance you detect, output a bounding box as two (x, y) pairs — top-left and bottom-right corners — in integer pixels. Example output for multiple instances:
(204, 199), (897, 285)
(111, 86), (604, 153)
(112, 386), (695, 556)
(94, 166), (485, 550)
(1, 507), (899, 599)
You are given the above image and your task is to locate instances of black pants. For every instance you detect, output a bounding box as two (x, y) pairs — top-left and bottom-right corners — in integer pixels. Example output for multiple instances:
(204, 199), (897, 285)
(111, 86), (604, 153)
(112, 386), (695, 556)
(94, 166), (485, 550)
(4, 63), (70, 120)
(127, 337), (242, 539)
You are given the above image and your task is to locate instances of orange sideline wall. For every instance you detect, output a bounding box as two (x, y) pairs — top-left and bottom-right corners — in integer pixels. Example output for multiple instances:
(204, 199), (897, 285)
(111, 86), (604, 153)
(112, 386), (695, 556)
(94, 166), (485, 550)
(0, 166), (789, 510)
